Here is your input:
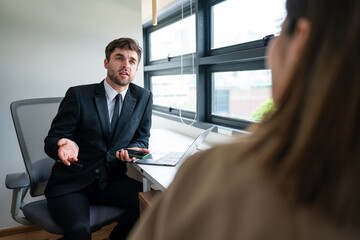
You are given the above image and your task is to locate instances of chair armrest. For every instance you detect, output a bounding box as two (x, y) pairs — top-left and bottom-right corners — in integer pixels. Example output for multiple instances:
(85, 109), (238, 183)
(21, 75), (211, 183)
(5, 172), (30, 189)
(5, 172), (33, 225)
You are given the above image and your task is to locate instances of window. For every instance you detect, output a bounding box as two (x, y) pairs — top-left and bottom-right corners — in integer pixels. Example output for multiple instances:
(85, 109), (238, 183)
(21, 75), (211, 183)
(211, 0), (286, 49)
(150, 15), (196, 61)
(213, 70), (272, 121)
(152, 74), (196, 112)
(143, 0), (286, 130)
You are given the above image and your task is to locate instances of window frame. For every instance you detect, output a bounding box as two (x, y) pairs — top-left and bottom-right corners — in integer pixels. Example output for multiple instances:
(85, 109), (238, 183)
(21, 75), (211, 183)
(143, 0), (275, 130)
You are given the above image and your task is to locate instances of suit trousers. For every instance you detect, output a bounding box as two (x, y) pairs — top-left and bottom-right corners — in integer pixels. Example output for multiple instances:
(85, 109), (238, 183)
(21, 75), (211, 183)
(47, 175), (143, 240)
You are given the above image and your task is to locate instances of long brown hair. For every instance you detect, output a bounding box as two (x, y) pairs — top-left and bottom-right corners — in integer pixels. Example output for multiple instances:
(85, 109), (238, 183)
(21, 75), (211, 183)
(242, 0), (360, 226)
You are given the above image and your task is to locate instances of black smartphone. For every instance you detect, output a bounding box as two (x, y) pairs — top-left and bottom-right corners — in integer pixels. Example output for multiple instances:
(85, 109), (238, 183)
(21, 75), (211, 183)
(122, 149), (150, 159)
(71, 162), (84, 169)
(56, 160), (83, 169)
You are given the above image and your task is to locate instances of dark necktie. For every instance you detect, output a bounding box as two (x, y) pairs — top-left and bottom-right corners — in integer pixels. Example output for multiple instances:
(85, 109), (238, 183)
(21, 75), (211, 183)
(111, 94), (121, 133)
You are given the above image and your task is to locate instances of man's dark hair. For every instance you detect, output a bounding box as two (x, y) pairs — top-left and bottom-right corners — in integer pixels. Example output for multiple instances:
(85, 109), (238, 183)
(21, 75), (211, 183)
(105, 38), (142, 64)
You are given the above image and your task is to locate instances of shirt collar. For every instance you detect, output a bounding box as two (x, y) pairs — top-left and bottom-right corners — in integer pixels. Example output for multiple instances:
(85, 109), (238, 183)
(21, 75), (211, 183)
(104, 79), (129, 101)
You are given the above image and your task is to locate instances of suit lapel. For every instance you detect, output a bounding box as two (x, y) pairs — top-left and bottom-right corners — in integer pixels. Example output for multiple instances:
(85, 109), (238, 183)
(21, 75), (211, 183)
(94, 82), (112, 147)
(111, 87), (137, 144)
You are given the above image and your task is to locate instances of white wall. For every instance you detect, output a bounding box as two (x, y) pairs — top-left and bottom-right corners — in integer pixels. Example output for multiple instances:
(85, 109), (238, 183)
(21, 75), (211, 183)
(0, 0), (143, 229)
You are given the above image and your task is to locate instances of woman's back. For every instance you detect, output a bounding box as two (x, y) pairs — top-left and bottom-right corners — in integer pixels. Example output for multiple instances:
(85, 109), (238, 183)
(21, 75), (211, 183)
(129, 142), (360, 240)
(128, 0), (360, 238)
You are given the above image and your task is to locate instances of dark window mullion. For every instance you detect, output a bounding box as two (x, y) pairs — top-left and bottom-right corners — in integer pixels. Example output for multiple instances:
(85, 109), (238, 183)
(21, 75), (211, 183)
(209, 60), (266, 72)
(153, 105), (196, 119)
(195, 0), (210, 123)
(199, 47), (266, 66)
(146, 53), (196, 67)
(209, 114), (251, 129)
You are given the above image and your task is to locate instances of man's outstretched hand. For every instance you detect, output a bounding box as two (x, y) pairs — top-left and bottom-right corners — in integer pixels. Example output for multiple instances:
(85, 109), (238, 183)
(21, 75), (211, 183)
(57, 138), (79, 166)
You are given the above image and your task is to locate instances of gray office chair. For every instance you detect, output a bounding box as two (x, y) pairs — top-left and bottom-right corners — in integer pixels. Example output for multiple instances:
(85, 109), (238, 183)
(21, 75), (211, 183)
(5, 98), (125, 235)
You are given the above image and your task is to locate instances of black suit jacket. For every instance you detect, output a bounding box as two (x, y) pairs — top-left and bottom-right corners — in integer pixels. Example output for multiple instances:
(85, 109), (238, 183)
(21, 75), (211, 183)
(44, 81), (152, 198)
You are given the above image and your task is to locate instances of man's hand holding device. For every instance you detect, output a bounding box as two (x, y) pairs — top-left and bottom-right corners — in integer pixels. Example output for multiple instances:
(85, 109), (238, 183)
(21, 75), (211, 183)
(117, 148), (150, 162)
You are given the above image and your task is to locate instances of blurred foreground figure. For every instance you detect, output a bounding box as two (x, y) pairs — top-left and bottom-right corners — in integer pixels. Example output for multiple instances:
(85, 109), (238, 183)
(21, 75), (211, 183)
(129, 0), (360, 239)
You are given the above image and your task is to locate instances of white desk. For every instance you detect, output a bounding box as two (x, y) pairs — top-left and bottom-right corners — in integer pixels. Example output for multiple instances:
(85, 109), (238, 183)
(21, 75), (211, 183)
(132, 129), (211, 191)
(131, 162), (177, 191)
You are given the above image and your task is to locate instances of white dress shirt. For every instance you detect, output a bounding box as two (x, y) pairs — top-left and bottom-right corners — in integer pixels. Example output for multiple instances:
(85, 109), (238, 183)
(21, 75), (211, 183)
(104, 80), (128, 123)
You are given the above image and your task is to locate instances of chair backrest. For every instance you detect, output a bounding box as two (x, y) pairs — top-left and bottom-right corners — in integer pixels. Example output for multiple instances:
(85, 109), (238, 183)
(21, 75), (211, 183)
(11, 98), (62, 197)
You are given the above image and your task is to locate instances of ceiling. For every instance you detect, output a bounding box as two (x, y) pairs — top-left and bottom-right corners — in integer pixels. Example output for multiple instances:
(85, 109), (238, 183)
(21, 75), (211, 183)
(141, 0), (177, 23)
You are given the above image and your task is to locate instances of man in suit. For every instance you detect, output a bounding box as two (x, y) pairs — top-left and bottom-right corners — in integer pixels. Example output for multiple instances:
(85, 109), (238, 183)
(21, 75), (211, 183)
(44, 38), (152, 240)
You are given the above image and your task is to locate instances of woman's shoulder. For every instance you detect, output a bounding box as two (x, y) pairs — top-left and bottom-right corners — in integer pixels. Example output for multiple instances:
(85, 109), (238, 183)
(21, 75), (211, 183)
(172, 142), (360, 240)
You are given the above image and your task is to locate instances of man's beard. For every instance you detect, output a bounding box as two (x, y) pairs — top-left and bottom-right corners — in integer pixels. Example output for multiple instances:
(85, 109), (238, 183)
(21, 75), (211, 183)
(108, 68), (133, 87)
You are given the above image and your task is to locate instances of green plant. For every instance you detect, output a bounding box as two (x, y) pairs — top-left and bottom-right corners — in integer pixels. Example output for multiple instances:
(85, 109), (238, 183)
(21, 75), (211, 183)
(252, 98), (276, 120)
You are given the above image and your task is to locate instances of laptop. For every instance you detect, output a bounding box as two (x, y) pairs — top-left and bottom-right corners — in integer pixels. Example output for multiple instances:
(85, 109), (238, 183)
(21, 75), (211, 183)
(135, 126), (215, 167)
